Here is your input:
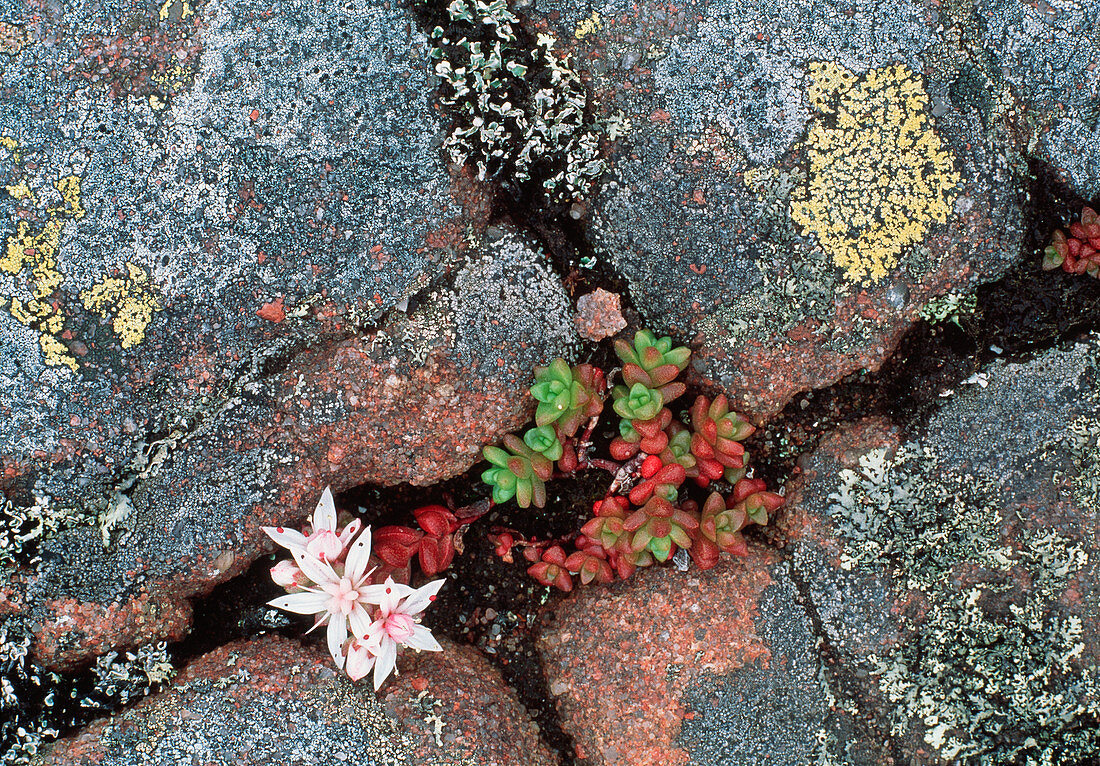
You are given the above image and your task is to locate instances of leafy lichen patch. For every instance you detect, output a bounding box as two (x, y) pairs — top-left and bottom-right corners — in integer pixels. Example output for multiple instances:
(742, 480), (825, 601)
(825, 439), (1100, 763)
(790, 62), (961, 283)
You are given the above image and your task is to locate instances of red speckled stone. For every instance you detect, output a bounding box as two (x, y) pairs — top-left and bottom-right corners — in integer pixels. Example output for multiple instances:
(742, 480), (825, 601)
(538, 544), (828, 765)
(574, 288), (627, 342)
(39, 634), (556, 766)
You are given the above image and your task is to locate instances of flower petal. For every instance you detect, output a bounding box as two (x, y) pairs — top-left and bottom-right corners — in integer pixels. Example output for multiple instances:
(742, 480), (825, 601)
(262, 525), (308, 551)
(403, 623), (443, 652)
(348, 603), (374, 640)
(346, 526), (373, 583)
(372, 637), (398, 691)
(400, 578), (446, 616)
(358, 577), (413, 614)
(267, 591), (329, 615)
(327, 613), (348, 670)
(345, 640), (376, 681)
(339, 518), (363, 547)
(312, 486), (337, 534)
(292, 546), (338, 587)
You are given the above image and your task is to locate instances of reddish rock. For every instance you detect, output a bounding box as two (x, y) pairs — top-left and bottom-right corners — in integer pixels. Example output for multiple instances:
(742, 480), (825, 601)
(10, 226), (578, 670)
(574, 288), (627, 341)
(39, 634), (556, 766)
(538, 545), (830, 766)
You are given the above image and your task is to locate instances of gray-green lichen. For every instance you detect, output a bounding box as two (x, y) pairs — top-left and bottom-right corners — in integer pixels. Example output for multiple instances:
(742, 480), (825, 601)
(423, 0), (611, 201)
(1, 614), (175, 764)
(826, 442), (1100, 763)
(826, 444), (1012, 589)
(917, 291), (977, 327)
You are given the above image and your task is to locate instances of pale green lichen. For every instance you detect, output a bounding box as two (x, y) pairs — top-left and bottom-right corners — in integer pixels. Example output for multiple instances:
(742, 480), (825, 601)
(1, 494), (88, 568)
(826, 443), (1100, 763)
(918, 291), (977, 327)
(826, 445), (1012, 589)
(423, 0), (610, 201)
(1063, 416), (1100, 515)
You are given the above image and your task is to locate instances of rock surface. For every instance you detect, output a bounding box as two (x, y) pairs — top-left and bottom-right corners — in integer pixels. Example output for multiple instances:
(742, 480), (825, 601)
(523, 0), (1031, 418)
(38, 633), (557, 766)
(780, 335), (1100, 763)
(3, 225), (577, 669)
(538, 545), (831, 766)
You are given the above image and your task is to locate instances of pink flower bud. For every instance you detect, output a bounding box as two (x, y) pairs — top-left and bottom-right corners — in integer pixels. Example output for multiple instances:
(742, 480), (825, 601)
(306, 530), (344, 561)
(270, 559), (304, 588)
(383, 613), (417, 644)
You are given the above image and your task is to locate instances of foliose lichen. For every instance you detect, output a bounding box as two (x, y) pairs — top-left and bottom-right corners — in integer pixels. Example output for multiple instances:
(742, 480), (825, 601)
(1, 495), (87, 568)
(1, 616), (175, 765)
(420, 0), (609, 201)
(826, 442), (1100, 763)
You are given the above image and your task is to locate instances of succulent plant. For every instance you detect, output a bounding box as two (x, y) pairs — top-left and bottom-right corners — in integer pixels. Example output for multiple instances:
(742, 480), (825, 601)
(528, 545), (574, 591)
(565, 543), (615, 585)
(610, 406), (673, 460)
(530, 359), (605, 437)
(658, 422), (698, 473)
(523, 425), (564, 461)
(623, 496), (699, 562)
(728, 477), (785, 526)
(614, 329), (691, 403)
(1043, 207), (1100, 278)
(412, 505), (459, 575)
(580, 496), (630, 551)
(482, 434), (554, 508)
(627, 459), (686, 506)
(689, 394), (756, 484)
(691, 491), (750, 569)
(612, 382), (664, 422)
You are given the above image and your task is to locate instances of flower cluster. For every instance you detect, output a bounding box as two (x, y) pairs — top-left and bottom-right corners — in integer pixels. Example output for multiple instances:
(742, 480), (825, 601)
(264, 488), (445, 689)
(482, 329), (784, 590)
(1043, 206), (1100, 278)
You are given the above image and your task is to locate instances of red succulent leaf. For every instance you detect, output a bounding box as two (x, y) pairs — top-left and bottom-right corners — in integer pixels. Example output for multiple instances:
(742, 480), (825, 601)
(689, 536), (721, 569)
(373, 525), (422, 567)
(418, 535), (456, 576)
(414, 505), (458, 537)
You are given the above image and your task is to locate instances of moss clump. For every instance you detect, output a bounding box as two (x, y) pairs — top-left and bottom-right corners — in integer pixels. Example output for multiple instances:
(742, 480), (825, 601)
(826, 443), (1100, 763)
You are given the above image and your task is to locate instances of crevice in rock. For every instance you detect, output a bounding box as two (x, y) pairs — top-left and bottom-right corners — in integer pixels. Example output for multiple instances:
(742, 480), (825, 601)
(782, 555), (904, 765)
(750, 161), (1100, 489)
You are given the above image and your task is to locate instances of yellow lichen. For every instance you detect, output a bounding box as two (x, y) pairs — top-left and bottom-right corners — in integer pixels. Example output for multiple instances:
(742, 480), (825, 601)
(5, 180), (34, 202)
(1, 172), (84, 370)
(53, 175), (86, 220)
(574, 12), (601, 40)
(790, 61), (961, 283)
(0, 136), (17, 152)
(80, 263), (163, 349)
(159, 0), (194, 21)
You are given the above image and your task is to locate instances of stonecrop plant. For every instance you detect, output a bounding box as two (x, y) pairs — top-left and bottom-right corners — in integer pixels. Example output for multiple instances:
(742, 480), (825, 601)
(264, 488), (447, 689)
(1043, 205), (1100, 278)
(481, 329), (784, 591)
